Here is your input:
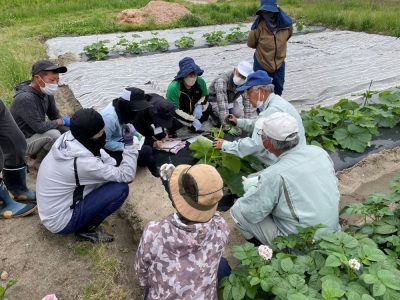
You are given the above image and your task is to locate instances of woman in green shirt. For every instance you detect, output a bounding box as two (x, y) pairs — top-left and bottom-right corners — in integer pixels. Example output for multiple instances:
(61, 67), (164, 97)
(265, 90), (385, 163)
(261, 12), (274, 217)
(166, 57), (211, 134)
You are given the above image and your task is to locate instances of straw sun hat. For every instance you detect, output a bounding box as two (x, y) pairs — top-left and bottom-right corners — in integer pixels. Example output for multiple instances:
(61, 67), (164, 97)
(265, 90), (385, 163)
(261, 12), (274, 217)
(168, 164), (224, 222)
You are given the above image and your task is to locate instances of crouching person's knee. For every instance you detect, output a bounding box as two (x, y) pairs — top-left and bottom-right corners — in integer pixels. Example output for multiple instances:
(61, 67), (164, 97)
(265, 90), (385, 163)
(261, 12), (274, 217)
(44, 129), (61, 150)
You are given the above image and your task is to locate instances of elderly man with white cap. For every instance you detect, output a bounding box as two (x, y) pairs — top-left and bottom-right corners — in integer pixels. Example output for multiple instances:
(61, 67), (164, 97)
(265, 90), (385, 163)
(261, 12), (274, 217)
(230, 112), (340, 246)
(213, 70), (305, 167)
(208, 61), (255, 131)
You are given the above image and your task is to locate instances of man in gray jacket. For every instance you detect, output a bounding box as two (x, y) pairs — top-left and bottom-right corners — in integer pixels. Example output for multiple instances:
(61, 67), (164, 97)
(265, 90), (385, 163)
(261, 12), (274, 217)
(11, 60), (70, 169)
(36, 108), (139, 243)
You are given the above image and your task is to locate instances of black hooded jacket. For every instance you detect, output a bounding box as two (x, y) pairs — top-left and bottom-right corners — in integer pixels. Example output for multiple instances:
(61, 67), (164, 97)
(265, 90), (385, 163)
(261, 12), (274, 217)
(11, 81), (60, 138)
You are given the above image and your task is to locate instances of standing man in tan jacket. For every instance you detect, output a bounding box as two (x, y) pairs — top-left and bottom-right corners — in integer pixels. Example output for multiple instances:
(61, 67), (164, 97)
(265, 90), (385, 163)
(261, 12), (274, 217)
(248, 0), (293, 96)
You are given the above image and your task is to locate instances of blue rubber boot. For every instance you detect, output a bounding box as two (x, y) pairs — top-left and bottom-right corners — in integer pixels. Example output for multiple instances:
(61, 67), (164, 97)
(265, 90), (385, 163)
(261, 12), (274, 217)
(0, 180), (36, 218)
(2, 165), (36, 202)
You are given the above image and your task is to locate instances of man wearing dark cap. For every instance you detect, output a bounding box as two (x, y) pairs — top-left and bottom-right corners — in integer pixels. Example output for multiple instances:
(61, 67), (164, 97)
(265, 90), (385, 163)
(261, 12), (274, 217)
(166, 57), (211, 134)
(102, 87), (175, 177)
(11, 60), (70, 169)
(36, 108), (139, 242)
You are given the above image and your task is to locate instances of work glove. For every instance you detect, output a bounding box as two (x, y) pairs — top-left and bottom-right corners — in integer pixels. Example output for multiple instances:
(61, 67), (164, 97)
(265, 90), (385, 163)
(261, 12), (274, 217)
(193, 105), (203, 119)
(122, 123), (137, 146)
(61, 116), (70, 126)
(192, 119), (202, 131)
(160, 163), (175, 181)
(242, 175), (259, 193)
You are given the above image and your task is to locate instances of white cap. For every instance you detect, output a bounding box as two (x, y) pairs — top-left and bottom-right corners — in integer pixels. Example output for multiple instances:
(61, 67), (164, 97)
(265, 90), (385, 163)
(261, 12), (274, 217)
(236, 61), (253, 78)
(255, 112), (299, 141)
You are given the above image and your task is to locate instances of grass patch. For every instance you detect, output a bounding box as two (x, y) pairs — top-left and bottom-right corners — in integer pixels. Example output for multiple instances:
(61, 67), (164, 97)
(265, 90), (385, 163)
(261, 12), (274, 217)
(0, 0), (398, 105)
(67, 242), (129, 300)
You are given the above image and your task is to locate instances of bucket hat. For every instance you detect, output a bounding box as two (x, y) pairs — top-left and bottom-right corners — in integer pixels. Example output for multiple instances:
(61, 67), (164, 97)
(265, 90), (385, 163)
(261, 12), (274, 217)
(175, 57), (204, 80)
(169, 164), (224, 222)
(257, 0), (279, 14)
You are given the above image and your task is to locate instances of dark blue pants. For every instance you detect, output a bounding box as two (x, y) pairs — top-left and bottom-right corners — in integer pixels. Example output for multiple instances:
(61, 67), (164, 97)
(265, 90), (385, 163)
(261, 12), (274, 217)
(253, 55), (285, 96)
(143, 257), (231, 299)
(59, 182), (129, 234)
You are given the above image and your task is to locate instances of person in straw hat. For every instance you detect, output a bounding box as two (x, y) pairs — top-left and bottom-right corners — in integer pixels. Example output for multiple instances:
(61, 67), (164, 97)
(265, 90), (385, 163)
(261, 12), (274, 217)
(135, 164), (231, 300)
(231, 112), (340, 246)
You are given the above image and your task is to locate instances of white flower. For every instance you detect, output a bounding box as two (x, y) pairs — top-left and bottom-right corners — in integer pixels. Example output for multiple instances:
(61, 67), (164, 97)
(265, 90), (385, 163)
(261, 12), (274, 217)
(348, 258), (361, 271)
(258, 245), (273, 261)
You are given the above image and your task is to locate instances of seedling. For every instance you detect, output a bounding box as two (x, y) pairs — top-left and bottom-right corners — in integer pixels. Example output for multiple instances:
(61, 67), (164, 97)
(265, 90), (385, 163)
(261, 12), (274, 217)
(126, 41), (142, 54)
(203, 31), (227, 47)
(83, 40), (110, 60)
(111, 35), (129, 52)
(0, 278), (17, 300)
(140, 33), (169, 52)
(225, 27), (248, 43)
(175, 34), (195, 49)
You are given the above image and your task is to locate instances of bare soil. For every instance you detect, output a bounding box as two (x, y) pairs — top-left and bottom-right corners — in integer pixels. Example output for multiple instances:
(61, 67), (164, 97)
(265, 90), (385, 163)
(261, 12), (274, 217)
(117, 1), (191, 25)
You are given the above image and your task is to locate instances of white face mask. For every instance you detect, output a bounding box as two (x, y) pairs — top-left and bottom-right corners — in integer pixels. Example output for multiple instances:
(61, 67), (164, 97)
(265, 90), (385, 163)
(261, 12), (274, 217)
(39, 77), (59, 96)
(184, 76), (197, 87)
(233, 75), (246, 86)
(256, 90), (264, 109)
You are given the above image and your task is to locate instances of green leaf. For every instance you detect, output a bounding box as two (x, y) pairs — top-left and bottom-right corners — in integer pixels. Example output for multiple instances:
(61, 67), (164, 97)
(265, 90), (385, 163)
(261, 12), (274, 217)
(232, 285), (246, 300)
(249, 277), (261, 286)
(362, 274), (377, 284)
(361, 295), (375, 300)
(303, 119), (325, 137)
(333, 98), (361, 111)
(325, 255), (342, 267)
(222, 284), (233, 300)
(333, 124), (372, 152)
(347, 282), (370, 296)
(217, 166), (244, 196)
(372, 282), (386, 297)
(246, 285), (257, 299)
(189, 138), (213, 159)
(281, 257), (294, 272)
(322, 279), (346, 299)
(320, 110), (341, 124)
(260, 278), (273, 292)
(377, 270), (400, 290)
(346, 290), (362, 300)
(288, 294), (311, 300)
(374, 224), (397, 235)
(321, 136), (337, 152)
(287, 274), (305, 288)
(222, 154), (241, 173)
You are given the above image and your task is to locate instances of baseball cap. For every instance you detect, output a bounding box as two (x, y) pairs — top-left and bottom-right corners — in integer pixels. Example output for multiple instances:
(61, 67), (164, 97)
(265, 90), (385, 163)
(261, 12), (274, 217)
(31, 60), (67, 76)
(120, 87), (152, 112)
(235, 70), (272, 92)
(255, 112), (298, 141)
(236, 61), (253, 78)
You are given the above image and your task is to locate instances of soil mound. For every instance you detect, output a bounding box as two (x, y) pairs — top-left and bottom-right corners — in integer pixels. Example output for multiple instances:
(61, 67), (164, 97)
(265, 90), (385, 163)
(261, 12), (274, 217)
(117, 1), (191, 25)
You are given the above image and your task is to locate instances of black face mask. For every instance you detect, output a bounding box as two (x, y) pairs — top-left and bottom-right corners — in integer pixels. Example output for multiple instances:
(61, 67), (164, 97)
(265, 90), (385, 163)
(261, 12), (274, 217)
(80, 132), (106, 157)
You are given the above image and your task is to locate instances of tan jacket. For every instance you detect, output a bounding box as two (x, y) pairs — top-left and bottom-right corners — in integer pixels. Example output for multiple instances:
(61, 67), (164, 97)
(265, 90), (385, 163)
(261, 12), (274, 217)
(248, 20), (293, 73)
